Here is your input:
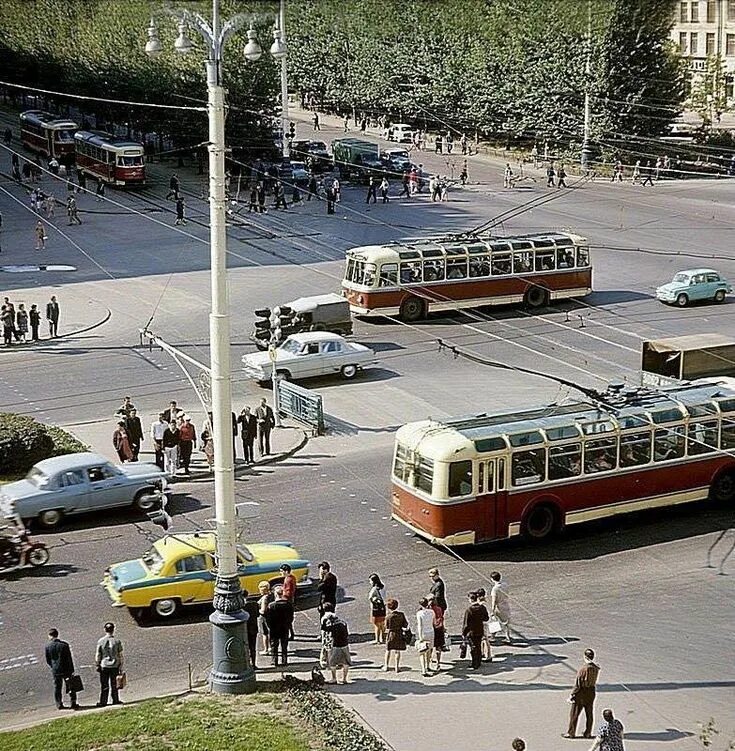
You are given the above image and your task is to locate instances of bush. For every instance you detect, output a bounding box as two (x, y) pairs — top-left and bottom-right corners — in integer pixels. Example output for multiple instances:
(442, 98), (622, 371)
(0, 413), (87, 475)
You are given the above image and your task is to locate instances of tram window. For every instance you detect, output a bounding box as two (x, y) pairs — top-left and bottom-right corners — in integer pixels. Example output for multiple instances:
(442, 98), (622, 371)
(423, 259), (445, 282)
(654, 427), (685, 462)
(687, 421), (718, 455)
(584, 437), (617, 474)
(416, 457), (434, 494)
(379, 263), (398, 287)
(619, 432), (651, 467)
(363, 264), (377, 287)
(393, 444), (410, 483)
(548, 443), (581, 479)
(491, 253), (512, 275)
(557, 248), (575, 268)
(469, 255), (491, 278)
(721, 418), (735, 449)
(446, 258), (467, 279)
(513, 252), (532, 274)
(511, 449), (545, 486)
(448, 460), (473, 497)
(57, 130), (74, 142)
(577, 246), (590, 267)
(400, 261), (422, 284)
(535, 250), (555, 271)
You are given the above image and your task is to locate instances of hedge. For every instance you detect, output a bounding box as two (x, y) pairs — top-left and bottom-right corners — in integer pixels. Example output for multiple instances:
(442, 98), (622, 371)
(0, 413), (87, 475)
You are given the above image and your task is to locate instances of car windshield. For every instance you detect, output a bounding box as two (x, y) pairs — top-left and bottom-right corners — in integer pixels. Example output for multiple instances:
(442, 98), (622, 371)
(280, 338), (303, 354)
(389, 151), (409, 160)
(291, 162), (305, 170)
(142, 545), (165, 574)
(673, 273), (690, 284)
(26, 467), (50, 487)
(310, 142), (327, 151)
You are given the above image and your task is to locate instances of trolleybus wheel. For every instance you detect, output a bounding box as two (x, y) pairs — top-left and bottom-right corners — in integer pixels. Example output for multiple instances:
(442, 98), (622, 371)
(524, 286), (548, 309)
(710, 471), (735, 503)
(400, 297), (425, 322)
(522, 504), (557, 541)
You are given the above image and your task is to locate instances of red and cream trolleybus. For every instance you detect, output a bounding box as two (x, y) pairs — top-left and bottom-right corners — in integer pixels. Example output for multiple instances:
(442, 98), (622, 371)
(391, 381), (735, 546)
(74, 130), (145, 186)
(342, 232), (591, 321)
(20, 110), (78, 164)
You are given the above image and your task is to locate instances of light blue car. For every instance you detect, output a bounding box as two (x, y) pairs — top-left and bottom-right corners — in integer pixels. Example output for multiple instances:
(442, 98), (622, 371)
(655, 268), (731, 307)
(0, 452), (167, 529)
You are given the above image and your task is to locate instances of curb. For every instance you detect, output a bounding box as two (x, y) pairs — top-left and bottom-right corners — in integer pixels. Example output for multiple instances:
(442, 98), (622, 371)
(0, 307), (112, 351)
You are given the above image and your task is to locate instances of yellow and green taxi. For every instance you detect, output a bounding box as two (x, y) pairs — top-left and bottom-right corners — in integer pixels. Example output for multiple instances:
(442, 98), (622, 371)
(103, 532), (312, 619)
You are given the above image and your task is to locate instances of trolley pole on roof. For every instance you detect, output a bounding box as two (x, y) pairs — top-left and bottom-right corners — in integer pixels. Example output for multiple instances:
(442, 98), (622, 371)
(144, 0), (285, 696)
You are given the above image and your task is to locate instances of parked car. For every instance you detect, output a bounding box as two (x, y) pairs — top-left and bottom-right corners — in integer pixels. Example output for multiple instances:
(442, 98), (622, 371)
(289, 160), (310, 186)
(384, 123), (414, 143)
(381, 147), (413, 174)
(655, 268), (731, 307)
(290, 139), (331, 172)
(0, 453), (167, 528)
(103, 532), (312, 619)
(242, 331), (376, 383)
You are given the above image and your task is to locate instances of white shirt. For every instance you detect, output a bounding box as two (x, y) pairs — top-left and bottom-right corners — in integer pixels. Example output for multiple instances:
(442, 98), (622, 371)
(416, 608), (434, 641)
(151, 420), (166, 441)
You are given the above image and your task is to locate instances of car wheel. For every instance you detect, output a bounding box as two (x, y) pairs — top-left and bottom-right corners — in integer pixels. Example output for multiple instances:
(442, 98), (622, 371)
(676, 293), (689, 307)
(28, 544), (50, 567)
(522, 504), (558, 541)
(710, 471), (735, 503)
(133, 489), (158, 511)
(524, 286), (548, 309)
(152, 598), (179, 618)
(714, 289), (726, 303)
(38, 509), (63, 528)
(341, 364), (358, 379)
(399, 296), (425, 322)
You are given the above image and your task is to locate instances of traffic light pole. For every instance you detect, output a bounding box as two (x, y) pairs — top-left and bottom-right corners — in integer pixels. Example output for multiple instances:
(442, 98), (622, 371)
(279, 0), (289, 159)
(269, 345), (282, 428)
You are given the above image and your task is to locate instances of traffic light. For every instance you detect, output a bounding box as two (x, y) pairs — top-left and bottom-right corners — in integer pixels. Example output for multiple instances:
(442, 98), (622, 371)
(253, 307), (272, 346)
(272, 305), (294, 344)
(288, 122), (295, 140)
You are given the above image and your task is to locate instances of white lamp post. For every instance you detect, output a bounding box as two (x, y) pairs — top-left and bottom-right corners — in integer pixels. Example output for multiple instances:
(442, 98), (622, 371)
(145, 0), (279, 695)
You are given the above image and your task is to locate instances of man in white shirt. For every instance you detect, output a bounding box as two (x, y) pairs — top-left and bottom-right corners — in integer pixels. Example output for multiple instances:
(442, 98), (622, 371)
(150, 413), (167, 470)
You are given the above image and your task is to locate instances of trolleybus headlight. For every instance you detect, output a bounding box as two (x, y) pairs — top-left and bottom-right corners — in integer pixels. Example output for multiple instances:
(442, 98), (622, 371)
(357, 295), (364, 304)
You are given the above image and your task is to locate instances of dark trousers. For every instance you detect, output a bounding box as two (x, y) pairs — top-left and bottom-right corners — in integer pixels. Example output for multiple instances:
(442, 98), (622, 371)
(242, 437), (255, 463)
(271, 635), (289, 666)
(366, 187), (377, 204)
(247, 630), (258, 669)
(98, 666), (120, 705)
(259, 427), (271, 455)
(49, 319), (58, 337)
(568, 689), (595, 737)
(53, 674), (76, 707)
(179, 440), (193, 471)
(130, 441), (140, 462)
(31, 324), (39, 341)
(467, 633), (483, 669)
(153, 440), (164, 470)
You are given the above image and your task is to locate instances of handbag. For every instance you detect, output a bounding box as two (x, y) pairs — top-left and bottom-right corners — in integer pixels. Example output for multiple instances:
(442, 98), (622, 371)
(487, 619), (503, 635)
(66, 674), (84, 693)
(401, 626), (414, 646)
(415, 639), (430, 653)
(115, 671), (127, 690)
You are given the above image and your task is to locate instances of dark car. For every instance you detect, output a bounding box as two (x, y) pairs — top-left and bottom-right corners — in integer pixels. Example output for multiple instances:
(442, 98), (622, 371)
(291, 140), (332, 173)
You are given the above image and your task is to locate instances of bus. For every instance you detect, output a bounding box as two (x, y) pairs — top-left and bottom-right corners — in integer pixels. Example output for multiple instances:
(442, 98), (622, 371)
(20, 110), (78, 164)
(391, 382), (735, 546)
(74, 131), (145, 186)
(341, 232), (591, 321)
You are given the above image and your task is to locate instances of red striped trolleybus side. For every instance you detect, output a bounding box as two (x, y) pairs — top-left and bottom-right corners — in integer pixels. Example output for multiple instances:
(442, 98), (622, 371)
(341, 232), (592, 322)
(390, 382), (735, 546)
(74, 131), (145, 187)
(20, 110), (78, 164)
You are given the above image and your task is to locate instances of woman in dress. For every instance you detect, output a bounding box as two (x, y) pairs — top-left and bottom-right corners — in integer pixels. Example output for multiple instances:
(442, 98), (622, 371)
(415, 597), (435, 677)
(257, 581), (273, 656)
(15, 304), (28, 343)
(201, 419), (215, 469)
(368, 573), (386, 644)
(428, 593), (446, 670)
(383, 598), (408, 673)
(112, 420), (133, 462)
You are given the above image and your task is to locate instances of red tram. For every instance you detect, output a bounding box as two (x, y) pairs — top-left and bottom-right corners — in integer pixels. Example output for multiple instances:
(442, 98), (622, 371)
(74, 131), (145, 187)
(20, 110), (78, 164)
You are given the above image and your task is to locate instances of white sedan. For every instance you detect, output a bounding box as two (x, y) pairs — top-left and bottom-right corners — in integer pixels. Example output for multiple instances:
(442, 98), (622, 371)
(242, 332), (376, 383)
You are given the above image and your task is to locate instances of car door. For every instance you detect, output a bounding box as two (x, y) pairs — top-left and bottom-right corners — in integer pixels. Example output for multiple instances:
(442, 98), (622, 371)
(173, 553), (215, 605)
(320, 340), (344, 374)
(52, 469), (89, 515)
(295, 341), (322, 378)
(706, 272), (722, 297)
(85, 463), (128, 511)
(690, 273), (706, 301)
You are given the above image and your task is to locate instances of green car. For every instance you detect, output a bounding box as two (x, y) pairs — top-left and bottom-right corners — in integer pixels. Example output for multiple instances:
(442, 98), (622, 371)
(656, 268), (732, 307)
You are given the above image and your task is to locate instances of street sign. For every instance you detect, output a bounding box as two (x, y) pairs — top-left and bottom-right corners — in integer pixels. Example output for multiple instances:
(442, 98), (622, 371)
(277, 380), (325, 435)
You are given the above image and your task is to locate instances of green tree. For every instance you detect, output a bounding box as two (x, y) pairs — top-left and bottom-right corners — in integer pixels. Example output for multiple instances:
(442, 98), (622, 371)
(689, 55), (729, 131)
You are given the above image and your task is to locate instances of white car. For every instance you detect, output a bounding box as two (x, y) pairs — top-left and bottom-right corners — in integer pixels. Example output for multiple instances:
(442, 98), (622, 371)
(384, 123), (414, 143)
(242, 332), (376, 383)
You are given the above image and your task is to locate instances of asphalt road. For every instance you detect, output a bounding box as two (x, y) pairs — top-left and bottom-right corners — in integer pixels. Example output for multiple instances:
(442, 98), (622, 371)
(1, 110), (734, 747)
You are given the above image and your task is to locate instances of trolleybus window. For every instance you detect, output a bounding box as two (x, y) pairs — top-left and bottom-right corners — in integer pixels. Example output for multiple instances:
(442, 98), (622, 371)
(618, 413), (650, 430)
(379, 263), (398, 287)
(423, 259), (445, 281)
(654, 427), (685, 461)
(478, 460), (494, 494)
(400, 261), (422, 284)
(577, 246), (590, 266)
(393, 444), (409, 483)
(650, 408), (684, 424)
(416, 457), (434, 494)
(508, 431), (543, 447)
(448, 460), (473, 497)
(56, 130), (74, 142)
(687, 421), (718, 455)
(511, 449), (545, 486)
(513, 252), (532, 274)
(557, 248), (575, 268)
(548, 443), (581, 479)
(546, 425), (581, 441)
(491, 253), (512, 275)
(719, 417), (735, 449)
(584, 437), (617, 473)
(118, 155), (143, 166)
(535, 249), (555, 271)
(469, 255), (490, 278)
(619, 432), (652, 467)
(446, 257), (467, 279)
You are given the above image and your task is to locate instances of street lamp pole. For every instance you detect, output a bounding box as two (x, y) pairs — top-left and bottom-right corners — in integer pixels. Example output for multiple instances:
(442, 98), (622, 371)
(145, 0), (276, 695)
(581, 0), (593, 170)
(275, 0), (289, 158)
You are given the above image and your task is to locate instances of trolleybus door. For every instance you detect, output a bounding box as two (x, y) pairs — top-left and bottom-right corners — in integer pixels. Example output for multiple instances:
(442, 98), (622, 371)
(478, 458), (508, 540)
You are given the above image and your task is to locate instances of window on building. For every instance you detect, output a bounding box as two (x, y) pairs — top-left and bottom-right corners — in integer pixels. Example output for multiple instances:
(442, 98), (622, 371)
(730, 0), (735, 22)
(690, 1), (699, 22)
(690, 33), (699, 55)
(706, 32), (716, 55)
(680, 1), (688, 22)
(680, 32), (688, 54)
(727, 34), (735, 56)
(707, 0), (716, 23)
(727, 75), (735, 100)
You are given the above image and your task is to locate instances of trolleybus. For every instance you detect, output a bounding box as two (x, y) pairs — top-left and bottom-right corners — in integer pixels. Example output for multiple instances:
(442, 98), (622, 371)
(74, 130), (145, 186)
(391, 381), (735, 546)
(20, 110), (78, 164)
(342, 232), (591, 321)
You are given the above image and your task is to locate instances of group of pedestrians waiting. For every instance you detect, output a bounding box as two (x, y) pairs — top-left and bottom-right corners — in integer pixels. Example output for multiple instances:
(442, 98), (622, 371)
(1, 294), (59, 345)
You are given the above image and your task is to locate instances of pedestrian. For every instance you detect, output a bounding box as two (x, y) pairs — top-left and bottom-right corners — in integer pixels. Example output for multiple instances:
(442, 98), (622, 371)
(399, 170), (410, 197)
(46, 295), (59, 337)
(273, 180), (287, 209)
(257, 581), (274, 656)
(256, 397), (275, 455)
(409, 167), (419, 195)
(22, 161), (32, 182)
(177, 415), (196, 473)
(291, 183), (301, 205)
(307, 174), (318, 201)
(45, 628), (79, 710)
(547, 163), (556, 188)
(95, 179), (105, 201)
(563, 648), (601, 739)
(77, 169), (87, 193)
(429, 175), (438, 201)
(460, 160), (468, 185)
(150, 413), (167, 470)
(243, 588), (260, 670)
(429, 567), (447, 616)
(589, 709), (625, 751)
(94, 622), (124, 707)
(1, 305), (13, 346)
(166, 172), (180, 200)
(201, 417), (215, 469)
(428, 593), (446, 669)
(49, 156), (60, 175)
(326, 185), (335, 214)
(343, 114), (349, 132)
(557, 163), (567, 188)
(440, 178), (449, 202)
(321, 604), (351, 684)
(313, 112), (320, 131)
(125, 408), (144, 462)
(490, 570), (512, 643)
(435, 133), (443, 154)
(460, 132), (468, 155)
(66, 195), (82, 224)
(16, 304), (28, 343)
(641, 161), (654, 187)
(332, 177), (341, 203)
(45, 193), (56, 218)
(631, 160), (641, 184)
(462, 591), (489, 669)
(365, 175), (377, 204)
(162, 420), (180, 476)
(117, 396), (136, 418)
(368, 573), (387, 644)
(265, 585), (294, 667)
(257, 181), (267, 213)
(35, 220), (47, 250)
(476, 587), (493, 661)
(248, 183), (258, 212)
(612, 160), (623, 182)
(654, 156), (663, 181)
(174, 197), (186, 225)
(446, 131), (454, 154)
(383, 598), (408, 673)
(238, 406), (257, 463)
(112, 420), (133, 463)
(317, 560), (338, 617)
(29, 304), (41, 341)
(3, 127), (11, 145)
(380, 176), (389, 203)
(416, 597), (435, 677)
(360, 115), (367, 132)
(531, 143), (539, 168)
(279, 563), (298, 640)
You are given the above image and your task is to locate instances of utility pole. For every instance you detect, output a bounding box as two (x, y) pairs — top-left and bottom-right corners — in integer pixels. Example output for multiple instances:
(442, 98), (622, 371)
(581, 0), (592, 170)
(278, 0), (289, 158)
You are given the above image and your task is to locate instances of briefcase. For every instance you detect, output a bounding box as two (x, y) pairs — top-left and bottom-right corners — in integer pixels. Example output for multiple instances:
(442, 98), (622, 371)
(116, 671), (127, 690)
(66, 674), (84, 693)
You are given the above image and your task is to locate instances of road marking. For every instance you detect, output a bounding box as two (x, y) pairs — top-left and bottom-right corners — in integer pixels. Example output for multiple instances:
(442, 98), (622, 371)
(0, 654), (38, 671)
